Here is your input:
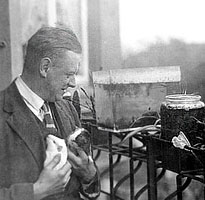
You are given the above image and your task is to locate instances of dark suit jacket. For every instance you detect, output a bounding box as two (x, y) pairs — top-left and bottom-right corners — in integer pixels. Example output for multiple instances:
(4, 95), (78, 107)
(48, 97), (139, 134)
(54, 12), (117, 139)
(0, 82), (94, 200)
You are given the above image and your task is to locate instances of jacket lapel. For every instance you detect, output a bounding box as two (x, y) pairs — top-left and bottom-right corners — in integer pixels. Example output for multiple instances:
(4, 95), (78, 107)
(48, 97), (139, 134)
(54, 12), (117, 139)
(3, 82), (45, 169)
(50, 101), (76, 140)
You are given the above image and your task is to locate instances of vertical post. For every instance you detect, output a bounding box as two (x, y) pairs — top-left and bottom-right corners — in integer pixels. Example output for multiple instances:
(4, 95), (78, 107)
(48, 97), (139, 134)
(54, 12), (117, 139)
(87, 0), (101, 72)
(129, 137), (134, 200)
(0, 0), (23, 91)
(0, 0), (11, 91)
(109, 131), (114, 199)
(87, 0), (122, 72)
(147, 136), (157, 200)
(47, 0), (57, 26)
(98, 0), (122, 70)
(204, 171), (205, 200)
(9, 0), (23, 82)
(176, 174), (183, 200)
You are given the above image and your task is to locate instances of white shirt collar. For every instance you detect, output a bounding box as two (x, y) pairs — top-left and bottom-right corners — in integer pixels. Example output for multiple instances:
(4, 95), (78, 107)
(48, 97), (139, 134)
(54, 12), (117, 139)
(15, 76), (44, 112)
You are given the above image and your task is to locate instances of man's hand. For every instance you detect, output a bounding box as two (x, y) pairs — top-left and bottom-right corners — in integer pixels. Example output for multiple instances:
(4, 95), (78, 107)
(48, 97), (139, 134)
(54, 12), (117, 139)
(67, 145), (96, 183)
(33, 154), (72, 200)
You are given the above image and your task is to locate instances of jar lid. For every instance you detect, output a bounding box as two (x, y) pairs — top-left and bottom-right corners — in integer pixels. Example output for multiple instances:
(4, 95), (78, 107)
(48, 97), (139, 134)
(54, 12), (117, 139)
(166, 94), (201, 103)
(164, 94), (204, 110)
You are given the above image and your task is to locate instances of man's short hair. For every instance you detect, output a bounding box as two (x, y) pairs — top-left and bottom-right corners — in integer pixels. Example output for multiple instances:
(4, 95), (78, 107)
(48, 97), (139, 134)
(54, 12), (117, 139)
(23, 26), (82, 72)
(27, 26), (82, 54)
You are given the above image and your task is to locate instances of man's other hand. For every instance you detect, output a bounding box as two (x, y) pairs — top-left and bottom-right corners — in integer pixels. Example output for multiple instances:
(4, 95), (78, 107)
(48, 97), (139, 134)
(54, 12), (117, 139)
(33, 154), (72, 200)
(67, 146), (96, 183)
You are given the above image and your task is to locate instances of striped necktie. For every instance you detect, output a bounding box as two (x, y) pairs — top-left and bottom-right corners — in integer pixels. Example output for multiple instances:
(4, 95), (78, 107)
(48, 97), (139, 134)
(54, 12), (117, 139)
(42, 102), (57, 135)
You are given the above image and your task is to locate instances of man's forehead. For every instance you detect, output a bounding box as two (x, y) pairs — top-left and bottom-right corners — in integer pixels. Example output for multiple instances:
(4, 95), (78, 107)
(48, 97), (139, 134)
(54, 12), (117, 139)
(65, 50), (81, 61)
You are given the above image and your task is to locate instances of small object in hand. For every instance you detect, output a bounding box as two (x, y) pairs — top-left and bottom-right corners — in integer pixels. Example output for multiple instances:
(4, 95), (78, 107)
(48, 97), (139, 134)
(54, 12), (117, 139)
(67, 127), (91, 155)
(44, 134), (68, 170)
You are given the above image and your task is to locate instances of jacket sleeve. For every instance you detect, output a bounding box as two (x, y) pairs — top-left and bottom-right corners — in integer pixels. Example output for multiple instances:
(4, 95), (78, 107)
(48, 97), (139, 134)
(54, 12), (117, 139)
(59, 99), (101, 199)
(0, 183), (34, 200)
(79, 162), (101, 199)
(67, 101), (101, 199)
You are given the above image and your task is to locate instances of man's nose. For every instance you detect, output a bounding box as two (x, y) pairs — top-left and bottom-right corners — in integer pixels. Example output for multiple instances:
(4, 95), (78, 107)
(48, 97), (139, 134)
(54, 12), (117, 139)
(68, 75), (76, 88)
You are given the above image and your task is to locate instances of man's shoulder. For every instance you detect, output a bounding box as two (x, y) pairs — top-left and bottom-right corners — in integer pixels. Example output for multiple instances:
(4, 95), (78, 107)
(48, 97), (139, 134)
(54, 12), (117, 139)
(0, 88), (10, 123)
(0, 82), (21, 112)
(0, 88), (7, 108)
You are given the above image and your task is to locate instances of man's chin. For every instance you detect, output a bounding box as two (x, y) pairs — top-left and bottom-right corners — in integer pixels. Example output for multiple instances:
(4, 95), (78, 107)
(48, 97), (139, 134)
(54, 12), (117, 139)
(48, 93), (62, 102)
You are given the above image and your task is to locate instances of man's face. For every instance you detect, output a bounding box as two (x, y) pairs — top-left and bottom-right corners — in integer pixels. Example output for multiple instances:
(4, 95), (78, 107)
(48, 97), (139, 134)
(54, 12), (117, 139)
(45, 50), (81, 101)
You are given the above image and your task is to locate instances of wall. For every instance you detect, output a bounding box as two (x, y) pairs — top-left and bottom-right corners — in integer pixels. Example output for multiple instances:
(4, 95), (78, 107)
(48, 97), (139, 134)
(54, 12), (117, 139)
(0, 0), (23, 90)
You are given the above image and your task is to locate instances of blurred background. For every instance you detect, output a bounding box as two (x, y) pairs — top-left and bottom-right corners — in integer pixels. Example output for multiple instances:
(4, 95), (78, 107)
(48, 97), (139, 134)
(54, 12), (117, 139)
(1, 0), (205, 96)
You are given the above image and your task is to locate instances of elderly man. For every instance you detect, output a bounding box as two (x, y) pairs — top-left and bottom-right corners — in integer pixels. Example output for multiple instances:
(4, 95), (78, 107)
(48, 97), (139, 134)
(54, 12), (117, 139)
(0, 26), (100, 200)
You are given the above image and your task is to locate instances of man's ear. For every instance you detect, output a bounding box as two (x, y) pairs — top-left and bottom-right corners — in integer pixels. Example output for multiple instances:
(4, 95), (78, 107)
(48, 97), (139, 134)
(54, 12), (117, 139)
(39, 57), (52, 77)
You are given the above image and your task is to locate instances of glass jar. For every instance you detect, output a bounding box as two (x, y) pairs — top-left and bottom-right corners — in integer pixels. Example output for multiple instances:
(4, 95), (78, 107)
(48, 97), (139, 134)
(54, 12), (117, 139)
(160, 94), (205, 144)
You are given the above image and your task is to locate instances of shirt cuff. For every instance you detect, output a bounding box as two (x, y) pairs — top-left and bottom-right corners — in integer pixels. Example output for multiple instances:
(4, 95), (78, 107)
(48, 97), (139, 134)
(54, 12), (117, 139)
(80, 163), (101, 199)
